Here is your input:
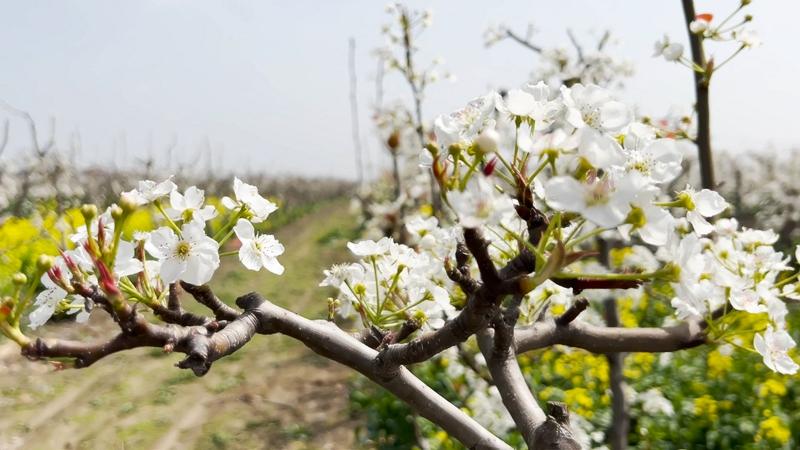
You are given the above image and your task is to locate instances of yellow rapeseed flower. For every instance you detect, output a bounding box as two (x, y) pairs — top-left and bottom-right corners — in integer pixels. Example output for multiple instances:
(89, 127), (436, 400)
(758, 379), (787, 398)
(756, 416), (791, 445)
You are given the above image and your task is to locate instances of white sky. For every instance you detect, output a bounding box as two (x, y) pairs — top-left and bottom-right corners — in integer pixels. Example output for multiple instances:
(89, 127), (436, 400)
(1, 0), (798, 179)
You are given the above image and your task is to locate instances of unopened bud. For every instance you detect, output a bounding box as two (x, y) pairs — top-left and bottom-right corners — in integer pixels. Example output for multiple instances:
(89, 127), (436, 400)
(119, 193), (138, 213)
(37, 255), (55, 272)
(12, 273), (27, 286)
(110, 204), (125, 221)
(0, 297), (15, 318)
(387, 131), (400, 150)
(483, 157), (499, 176)
(744, 14), (753, 22)
(624, 205), (646, 229)
(475, 128), (500, 154)
(741, 0), (751, 6)
(676, 192), (696, 210)
(432, 156), (446, 180)
(81, 204), (98, 222)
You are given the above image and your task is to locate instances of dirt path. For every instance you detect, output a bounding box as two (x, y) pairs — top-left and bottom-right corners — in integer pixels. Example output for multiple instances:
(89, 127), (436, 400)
(0, 200), (362, 450)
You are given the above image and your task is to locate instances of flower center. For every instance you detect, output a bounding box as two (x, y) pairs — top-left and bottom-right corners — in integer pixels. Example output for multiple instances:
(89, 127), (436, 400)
(581, 106), (601, 128)
(176, 241), (191, 259)
(585, 179), (612, 206)
(626, 154), (653, 176)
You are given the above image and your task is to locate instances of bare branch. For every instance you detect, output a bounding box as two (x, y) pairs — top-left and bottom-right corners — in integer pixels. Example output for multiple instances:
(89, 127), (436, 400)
(180, 282), (240, 321)
(566, 29), (585, 63)
(456, 342), (494, 386)
(463, 228), (500, 287)
(23, 293), (266, 374)
(504, 29), (543, 54)
(0, 118), (9, 157)
(551, 277), (642, 294)
(554, 297), (589, 326)
(515, 319), (708, 354)
(682, 0), (715, 189)
(597, 30), (611, 51)
(148, 284), (216, 327)
(0, 100), (55, 157)
(348, 37), (365, 186)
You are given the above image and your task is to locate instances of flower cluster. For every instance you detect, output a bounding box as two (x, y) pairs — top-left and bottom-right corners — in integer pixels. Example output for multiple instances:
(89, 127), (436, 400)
(321, 219), (457, 329)
(484, 23), (634, 88)
(655, 2), (759, 71)
(0, 177), (284, 336)
(332, 79), (800, 376)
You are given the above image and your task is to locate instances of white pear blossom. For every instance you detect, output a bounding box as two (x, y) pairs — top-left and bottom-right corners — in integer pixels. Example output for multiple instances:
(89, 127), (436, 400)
(448, 176), (512, 228)
(221, 178), (278, 223)
(729, 288), (768, 314)
(619, 203), (675, 246)
(147, 221), (220, 285)
(495, 82), (562, 126)
(405, 215), (439, 238)
(122, 177), (176, 206)
(754, 326), (799, 375)
(233, 219), (284, 274)
(782, 284), (800, 301)
(622, 138), (684, 184)
(29, 273), (68, 329)
(680, 188), (729, 235)
(347, 237), (393, 257)
(69, 210), (114, 245)
(433, 93), (496, 149)
(733, 29), (761, 48)
(561, 83), (632, 133)
(653, 36), (684, 61)
(320, 263), (363, 288)
(638, 389), (675, 417)
(168, 186), (217, 223)
(575, 127), (626, 169)
(114, 240), (144, 277)
(545, 173), (641, 228)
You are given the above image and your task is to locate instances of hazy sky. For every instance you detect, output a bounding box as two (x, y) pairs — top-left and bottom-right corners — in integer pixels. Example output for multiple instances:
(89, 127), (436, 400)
(1, 0), (798, 179)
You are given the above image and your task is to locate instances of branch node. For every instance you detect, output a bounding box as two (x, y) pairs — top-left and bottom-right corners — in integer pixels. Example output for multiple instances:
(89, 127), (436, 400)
(532, 402), (581, 449)
(555, 298), (590, 326)
(235, 292), (265, 310)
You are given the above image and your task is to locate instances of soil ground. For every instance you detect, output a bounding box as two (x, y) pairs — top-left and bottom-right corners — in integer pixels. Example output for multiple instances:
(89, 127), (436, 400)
(0, 200), (364, 450)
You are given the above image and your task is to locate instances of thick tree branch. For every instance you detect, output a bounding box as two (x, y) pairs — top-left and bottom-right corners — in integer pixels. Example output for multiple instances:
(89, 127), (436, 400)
(603, 298), (629, 450)
(478, 329), (546, 448)
(22, 292), (510, 449)
(246, 294), (511, 449)
(515, 319), (708, 354)
(532, 402), (581, 450)
(22, 294), (267, 375)
(463, 228), (501, 287)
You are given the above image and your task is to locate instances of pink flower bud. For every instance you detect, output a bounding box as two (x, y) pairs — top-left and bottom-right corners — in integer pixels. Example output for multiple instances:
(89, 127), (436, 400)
(483, 157), (499, 176)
